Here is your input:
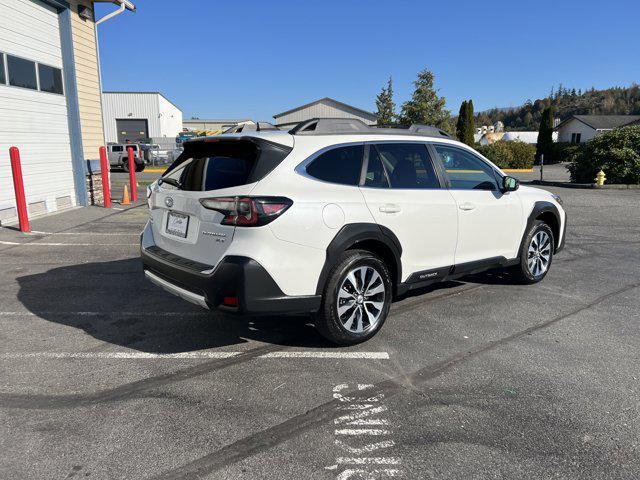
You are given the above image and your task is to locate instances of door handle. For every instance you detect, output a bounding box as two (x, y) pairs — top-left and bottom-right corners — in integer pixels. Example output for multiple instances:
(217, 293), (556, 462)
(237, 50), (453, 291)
(379, 204), (401, 214)
(459, 202), (476, 211)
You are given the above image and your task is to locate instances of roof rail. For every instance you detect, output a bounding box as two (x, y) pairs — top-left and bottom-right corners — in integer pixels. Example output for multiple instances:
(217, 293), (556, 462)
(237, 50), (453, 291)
(224, 122), (280, 133)
(289, 118), (452, 138)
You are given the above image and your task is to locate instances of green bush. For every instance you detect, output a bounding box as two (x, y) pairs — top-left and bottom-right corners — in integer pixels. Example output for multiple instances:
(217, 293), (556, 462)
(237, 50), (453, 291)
(476, 141), (513, 168)
(551, 142), (584, 164)
(476, 140), (535, 169)
(504, 140), (536, 169)
(567, 126), (640, 184)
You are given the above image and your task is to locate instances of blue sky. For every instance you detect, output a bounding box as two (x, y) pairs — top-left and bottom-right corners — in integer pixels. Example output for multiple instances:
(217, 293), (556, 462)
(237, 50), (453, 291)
(95, 0), (640, 120)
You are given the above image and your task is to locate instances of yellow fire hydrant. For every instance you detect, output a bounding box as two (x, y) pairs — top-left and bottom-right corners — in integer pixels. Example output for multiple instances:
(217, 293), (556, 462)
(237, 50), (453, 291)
(595, 169), (606, 186)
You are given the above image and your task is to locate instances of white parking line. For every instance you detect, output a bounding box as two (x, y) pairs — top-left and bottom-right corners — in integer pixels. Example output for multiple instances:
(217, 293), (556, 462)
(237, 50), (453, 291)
(262, 352), (389, 359)
(2, 352), (238, 359)
(1, 351), (390, 360)
(337, 457), (401, 465)
(28, 230), (138, 236)
(0, 311), (209, 317)
(334, 429), (391, 435)
(0, 240), (136, 246)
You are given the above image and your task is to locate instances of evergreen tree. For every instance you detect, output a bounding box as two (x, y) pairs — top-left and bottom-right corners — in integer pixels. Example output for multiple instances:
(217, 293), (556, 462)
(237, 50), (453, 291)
(375, 77), (396, 126)
(456, 101), (468, 142)
(464, 99), (475, 146)
(536, 107), (554, 162)
(399, 68), (450, 128)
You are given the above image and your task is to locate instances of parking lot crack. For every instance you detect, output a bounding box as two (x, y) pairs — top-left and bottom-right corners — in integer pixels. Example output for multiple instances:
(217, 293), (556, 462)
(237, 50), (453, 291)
(0, 343), (283, 410)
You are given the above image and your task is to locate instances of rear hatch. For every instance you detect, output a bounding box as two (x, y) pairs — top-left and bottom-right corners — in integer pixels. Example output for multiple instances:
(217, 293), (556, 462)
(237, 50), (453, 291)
(148, 136), (292, 268)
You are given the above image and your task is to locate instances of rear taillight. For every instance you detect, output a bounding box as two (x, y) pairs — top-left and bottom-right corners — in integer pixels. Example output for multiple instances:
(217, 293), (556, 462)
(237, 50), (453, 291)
(199, 196), (292, 227)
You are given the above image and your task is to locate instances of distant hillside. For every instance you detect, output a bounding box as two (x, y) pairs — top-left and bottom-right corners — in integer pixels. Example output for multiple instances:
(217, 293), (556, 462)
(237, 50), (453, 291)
(476, 84), (640, 131)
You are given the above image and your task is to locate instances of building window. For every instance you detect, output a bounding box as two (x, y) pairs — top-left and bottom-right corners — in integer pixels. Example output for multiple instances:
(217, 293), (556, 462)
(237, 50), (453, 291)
(571, 133), (582, 144)
(0, 54), (5, 85)
(7, 55), (37, 90)
(38, 64), (63, 95)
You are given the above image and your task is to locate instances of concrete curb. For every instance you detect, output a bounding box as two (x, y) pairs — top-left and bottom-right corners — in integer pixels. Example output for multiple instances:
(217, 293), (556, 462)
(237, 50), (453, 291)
(527, 180), (640, 190)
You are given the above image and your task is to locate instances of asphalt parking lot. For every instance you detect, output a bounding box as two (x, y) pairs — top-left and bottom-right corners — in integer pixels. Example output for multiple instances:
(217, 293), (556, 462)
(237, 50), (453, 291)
(1, 185), (639, 479)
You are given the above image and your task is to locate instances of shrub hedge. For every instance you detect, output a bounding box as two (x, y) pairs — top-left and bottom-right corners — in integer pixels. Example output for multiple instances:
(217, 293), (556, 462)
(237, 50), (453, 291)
(551, 142), (585, 164)
(476, 140), (535, 169)
(567, 126), (640, 184)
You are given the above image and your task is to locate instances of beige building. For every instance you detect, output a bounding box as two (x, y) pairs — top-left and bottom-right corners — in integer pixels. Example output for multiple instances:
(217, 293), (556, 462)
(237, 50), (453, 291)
(0, 0), (134, 224)
(273, 97), (377, 128)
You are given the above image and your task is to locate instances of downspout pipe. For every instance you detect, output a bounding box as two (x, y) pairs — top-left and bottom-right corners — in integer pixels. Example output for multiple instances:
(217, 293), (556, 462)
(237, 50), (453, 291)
(96, 0), (135, 25)
(95, 1), (135, 145)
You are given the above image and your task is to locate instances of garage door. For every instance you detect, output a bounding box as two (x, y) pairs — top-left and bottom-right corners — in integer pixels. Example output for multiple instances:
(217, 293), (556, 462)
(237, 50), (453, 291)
(116, 119), (149, 144)
(0, 0), (75, 223)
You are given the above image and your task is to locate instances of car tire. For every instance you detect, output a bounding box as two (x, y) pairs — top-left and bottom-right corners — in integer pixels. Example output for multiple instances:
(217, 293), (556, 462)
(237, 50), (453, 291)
(509, 220), (554, 284)
(122, 161), (129, 173)
(314, 249), (392, 346)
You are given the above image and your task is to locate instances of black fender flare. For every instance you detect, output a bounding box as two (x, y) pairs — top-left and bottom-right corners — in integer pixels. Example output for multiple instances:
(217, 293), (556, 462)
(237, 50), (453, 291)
(518, 201), (563, 256)
(315, 223), (403, 295)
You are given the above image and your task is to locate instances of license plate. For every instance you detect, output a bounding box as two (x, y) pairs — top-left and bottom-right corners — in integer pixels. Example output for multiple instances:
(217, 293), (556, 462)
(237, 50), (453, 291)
(166, 212), (189, 238)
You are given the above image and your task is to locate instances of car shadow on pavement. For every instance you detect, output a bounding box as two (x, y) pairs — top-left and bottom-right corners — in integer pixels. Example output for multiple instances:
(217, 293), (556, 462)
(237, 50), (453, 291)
(16, 258), (332, 353)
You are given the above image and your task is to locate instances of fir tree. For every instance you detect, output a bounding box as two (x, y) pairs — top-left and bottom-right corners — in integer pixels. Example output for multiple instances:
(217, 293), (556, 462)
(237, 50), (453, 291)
(399, 68), (450, 128)
(375, 77), (396, 126)
(464, 99), (475, 146)
(456, 101), (468, 142)
(536, 107), (554, 162)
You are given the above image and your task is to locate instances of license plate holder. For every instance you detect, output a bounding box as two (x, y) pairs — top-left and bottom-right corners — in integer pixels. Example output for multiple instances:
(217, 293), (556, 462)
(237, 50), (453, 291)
(166, 211), (189, 238)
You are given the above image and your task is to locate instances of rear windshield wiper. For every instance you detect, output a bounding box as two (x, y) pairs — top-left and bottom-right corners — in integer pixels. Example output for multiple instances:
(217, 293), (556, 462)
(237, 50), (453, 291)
(158, 177), (182, 189)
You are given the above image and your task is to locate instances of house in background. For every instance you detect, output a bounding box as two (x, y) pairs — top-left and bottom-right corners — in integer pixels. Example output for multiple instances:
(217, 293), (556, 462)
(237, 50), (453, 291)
(273, 97), (377, 128)
(555, 115), (640, 143)
(0, 0), (134, 225)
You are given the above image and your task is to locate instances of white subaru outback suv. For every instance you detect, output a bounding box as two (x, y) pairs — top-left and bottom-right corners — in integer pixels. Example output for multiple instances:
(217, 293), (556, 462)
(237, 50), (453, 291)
(141, 118), (566, 345)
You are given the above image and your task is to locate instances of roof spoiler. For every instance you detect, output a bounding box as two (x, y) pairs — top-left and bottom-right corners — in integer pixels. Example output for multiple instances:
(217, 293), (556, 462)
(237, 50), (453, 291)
(289, 118), (452, 139)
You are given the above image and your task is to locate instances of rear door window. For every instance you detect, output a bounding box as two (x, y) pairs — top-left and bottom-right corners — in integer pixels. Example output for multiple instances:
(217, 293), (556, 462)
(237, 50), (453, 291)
(373, 143), (440, 189)
(363, 146), (389, 188)
(306, 145), (364, 185)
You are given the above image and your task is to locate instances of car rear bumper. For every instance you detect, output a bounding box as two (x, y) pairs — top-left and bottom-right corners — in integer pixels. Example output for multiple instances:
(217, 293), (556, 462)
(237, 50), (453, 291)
(141, 245), (321, 315)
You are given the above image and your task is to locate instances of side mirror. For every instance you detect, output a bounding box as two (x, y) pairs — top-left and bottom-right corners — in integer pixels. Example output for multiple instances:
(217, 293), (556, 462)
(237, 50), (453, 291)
(502, 176), (519, 192)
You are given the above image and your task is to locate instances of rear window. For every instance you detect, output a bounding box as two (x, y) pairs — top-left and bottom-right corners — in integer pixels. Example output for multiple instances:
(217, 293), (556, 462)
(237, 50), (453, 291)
(163, 139), (292, 191)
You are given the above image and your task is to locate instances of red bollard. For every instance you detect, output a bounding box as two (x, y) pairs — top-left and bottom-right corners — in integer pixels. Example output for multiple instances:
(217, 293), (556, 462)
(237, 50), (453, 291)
(127, 147), (138, 202)
(99, 147), (112, 208)
(9, 147), (30, 233)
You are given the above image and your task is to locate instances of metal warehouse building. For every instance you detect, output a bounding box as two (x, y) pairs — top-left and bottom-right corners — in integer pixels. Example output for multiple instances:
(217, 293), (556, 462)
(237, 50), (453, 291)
(273, 97), (377, 128)
(102, 91), (183, 144)
(183, 118), (253, 133)
(0, 0), (134, 224)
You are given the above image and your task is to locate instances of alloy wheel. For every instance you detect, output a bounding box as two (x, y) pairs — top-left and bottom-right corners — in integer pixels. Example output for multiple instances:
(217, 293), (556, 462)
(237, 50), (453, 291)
(527, 230), (551, 276)
(336, 266), (386, 334)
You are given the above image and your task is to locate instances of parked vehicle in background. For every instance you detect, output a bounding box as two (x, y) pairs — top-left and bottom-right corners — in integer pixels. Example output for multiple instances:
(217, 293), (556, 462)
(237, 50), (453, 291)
(148, 144), (181, 164)
(106, 143), (146, 172)
(176, 131), (198, 145)
(141, 118), (566, 345)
